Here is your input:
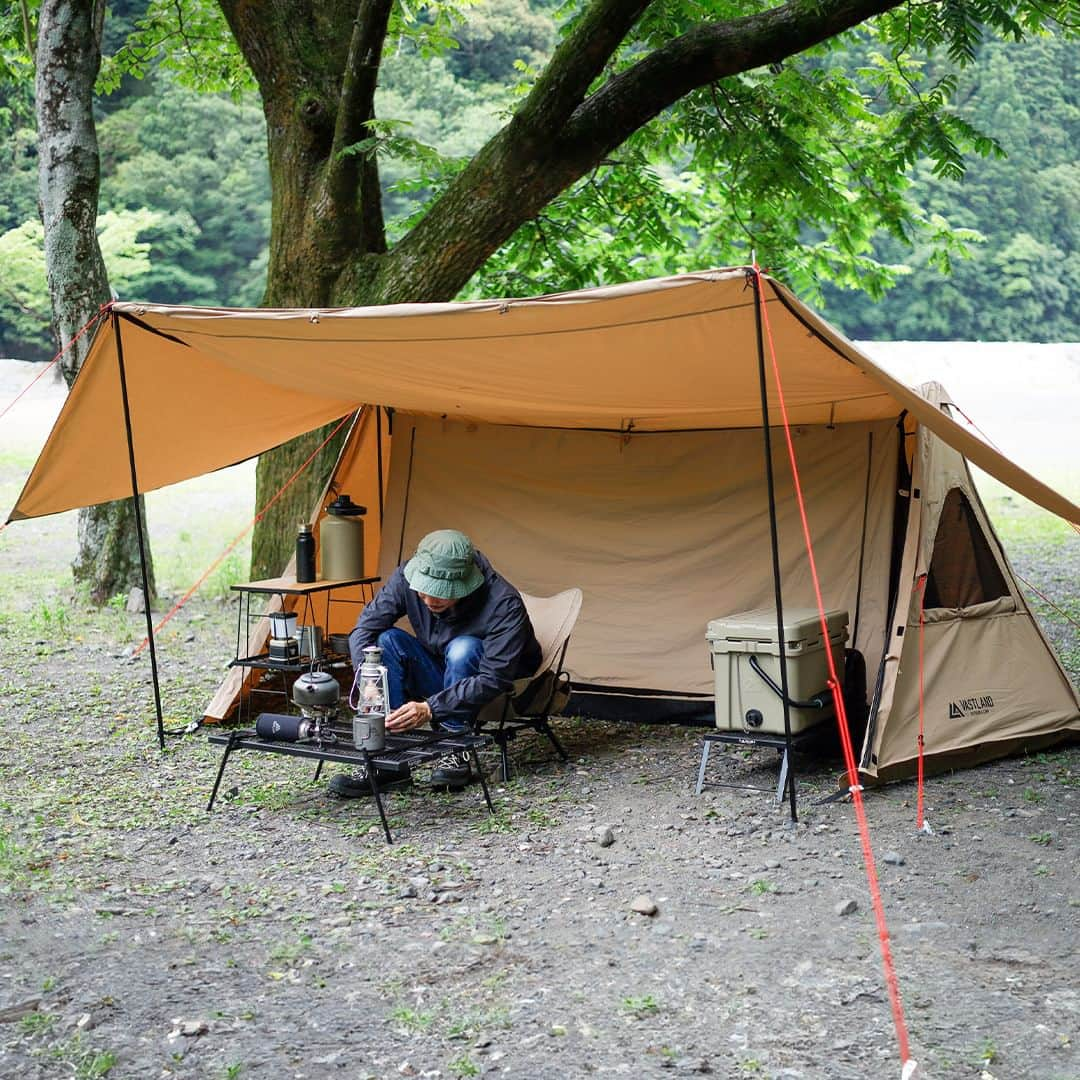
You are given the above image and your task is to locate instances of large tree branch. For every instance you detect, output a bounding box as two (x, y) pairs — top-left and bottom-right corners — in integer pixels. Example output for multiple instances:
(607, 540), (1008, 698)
(218, 0), (379, 303)
(327, 0), (394, 253)
(512, 0), (652, 139)
(377, 0), (902, 302)
(217, 0), (355, 109)
(563, 0), (900, 157)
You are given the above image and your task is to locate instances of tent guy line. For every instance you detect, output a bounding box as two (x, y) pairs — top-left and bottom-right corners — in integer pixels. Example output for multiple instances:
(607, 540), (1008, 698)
(129, 411), (357, 661)
(0, 302), (112, 425)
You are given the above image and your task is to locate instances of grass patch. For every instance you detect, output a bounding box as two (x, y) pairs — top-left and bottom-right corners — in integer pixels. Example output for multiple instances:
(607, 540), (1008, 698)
(474, 813), (516, 835)
(267, 933), (313, 965)
(390, 1006), (436, 1032)
(0, 446), (38, 471)
(448, 1053), (479, 1078)
(19, 1009), (57, 1036)
(621, 994), (660, 1017)
(49, 1034), (118, 1078)
(0, 827), (52, 894)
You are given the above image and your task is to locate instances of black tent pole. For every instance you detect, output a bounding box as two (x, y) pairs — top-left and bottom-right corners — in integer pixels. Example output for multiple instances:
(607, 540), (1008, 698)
(112, 312), (166, 749)
(376, 405), (384, 524)
(750, 270), (798, 823)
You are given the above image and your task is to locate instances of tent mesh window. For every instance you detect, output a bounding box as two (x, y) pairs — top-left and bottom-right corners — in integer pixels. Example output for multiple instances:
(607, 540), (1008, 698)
(925, 488), (1010, 609)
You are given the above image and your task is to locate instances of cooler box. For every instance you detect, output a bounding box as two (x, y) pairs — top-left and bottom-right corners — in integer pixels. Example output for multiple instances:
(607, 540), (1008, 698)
(706, 608), (848, 734)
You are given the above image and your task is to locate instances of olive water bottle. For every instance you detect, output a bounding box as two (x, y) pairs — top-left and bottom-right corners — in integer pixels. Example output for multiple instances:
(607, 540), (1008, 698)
(296, 522), (316, 582)
(320, 495), (366, 580)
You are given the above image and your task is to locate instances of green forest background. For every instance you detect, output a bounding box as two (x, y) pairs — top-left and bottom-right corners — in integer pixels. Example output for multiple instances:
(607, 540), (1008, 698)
(1, 0), (1077, 360)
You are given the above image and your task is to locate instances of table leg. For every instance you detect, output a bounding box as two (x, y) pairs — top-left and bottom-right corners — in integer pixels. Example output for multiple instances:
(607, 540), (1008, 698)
(496, 732), (511, 782)
(207, 734), (237, 811)
(470, 749), (495, 814)
(695, 739), (713, 796)
(776, 748), (796, 815)
(364, 750), (394, 844)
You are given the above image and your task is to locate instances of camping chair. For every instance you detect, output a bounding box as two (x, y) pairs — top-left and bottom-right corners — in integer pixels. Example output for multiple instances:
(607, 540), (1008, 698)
(476, 588), (583, 780)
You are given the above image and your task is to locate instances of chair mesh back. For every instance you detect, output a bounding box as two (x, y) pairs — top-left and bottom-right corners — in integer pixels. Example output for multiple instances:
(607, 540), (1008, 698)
(521, 588), (583, 675)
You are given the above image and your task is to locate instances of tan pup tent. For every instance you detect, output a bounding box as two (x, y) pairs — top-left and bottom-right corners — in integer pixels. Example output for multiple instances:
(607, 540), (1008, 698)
(8, 268), (1079, 777)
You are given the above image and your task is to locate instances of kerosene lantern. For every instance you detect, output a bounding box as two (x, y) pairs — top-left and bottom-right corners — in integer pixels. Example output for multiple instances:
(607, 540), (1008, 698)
(351, 644), (389, 751)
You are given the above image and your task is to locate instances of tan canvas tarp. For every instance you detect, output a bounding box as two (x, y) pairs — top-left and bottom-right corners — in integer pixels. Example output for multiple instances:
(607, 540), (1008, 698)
(876, 610), (1079, 775)
(378, 415), (901, 695)
(9, 270), (1079, 525)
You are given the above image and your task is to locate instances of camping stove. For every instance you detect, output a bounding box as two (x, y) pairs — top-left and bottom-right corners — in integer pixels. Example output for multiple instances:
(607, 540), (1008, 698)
(292, 671), (341, 742)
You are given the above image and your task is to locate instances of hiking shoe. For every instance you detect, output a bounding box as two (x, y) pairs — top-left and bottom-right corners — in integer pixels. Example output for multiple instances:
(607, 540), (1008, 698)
(327, 764), (411, 798)
(430, 750), (473, 789)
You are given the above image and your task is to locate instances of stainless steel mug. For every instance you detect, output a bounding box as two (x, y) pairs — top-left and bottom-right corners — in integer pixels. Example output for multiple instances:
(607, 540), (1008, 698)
(352, 711), (386, 752)
(294, 624), (322, 660)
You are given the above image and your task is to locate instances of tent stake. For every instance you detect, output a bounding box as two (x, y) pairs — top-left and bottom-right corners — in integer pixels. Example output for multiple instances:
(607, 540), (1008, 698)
(112, 312), (166, 750)
(751, 271), (798, 823)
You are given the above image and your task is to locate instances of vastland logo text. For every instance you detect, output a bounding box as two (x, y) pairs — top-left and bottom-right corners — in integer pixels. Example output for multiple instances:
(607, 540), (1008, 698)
(948, 694), (995, 719)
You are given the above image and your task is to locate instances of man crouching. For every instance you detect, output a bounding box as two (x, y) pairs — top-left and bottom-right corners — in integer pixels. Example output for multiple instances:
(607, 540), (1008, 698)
(330, 529), (541, 796)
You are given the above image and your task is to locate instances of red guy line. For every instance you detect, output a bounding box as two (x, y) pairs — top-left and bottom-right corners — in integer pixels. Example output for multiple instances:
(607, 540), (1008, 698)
(753, 266), (914, 1071)
(0, 302), (112, 425)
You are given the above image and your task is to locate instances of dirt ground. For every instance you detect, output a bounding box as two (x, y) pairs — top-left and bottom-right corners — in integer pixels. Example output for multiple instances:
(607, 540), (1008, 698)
(1, 356), (1079, 1080)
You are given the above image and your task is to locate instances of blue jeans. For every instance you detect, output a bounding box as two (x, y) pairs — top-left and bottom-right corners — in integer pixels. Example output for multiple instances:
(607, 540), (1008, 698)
(377, 628), (483, 734)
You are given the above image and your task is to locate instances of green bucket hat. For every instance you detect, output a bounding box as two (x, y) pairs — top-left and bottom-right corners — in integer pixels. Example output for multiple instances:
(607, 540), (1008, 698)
(404, 529), (485, 601)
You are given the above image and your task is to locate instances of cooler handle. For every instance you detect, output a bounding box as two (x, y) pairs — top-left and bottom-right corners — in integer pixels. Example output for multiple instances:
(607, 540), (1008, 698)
(747, 655), (827, 710)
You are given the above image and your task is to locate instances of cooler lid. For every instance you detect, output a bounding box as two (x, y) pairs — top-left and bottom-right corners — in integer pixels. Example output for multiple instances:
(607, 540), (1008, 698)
(706, 607), (848, 645)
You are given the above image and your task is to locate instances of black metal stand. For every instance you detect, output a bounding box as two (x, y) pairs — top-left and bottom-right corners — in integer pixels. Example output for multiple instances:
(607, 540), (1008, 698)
(228, 577), (380, 726)
(491, 717), (569, 781)
(695, 729), (821, 810)
(469, 748), (495, 813)
(487, 646), (573, 780)
(206, 729), (495, 843)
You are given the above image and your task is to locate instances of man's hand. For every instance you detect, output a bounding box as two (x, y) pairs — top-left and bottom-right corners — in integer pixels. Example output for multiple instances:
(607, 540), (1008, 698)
(386, 700), (433, 732)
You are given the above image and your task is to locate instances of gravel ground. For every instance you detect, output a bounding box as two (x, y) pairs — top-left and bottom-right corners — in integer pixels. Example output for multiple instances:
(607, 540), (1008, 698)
(1, 356), (1078, 1080)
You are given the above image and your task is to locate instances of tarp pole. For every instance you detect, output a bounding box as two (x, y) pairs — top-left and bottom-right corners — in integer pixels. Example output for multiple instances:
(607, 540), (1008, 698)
(751, 271), (798, 822)
(112, 312), (166, 749)
(376, 405), (384, 524)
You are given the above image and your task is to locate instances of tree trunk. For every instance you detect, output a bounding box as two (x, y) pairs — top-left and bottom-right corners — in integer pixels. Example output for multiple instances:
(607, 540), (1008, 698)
(224, 0), (392, 578)
(36, 0), (155, 605)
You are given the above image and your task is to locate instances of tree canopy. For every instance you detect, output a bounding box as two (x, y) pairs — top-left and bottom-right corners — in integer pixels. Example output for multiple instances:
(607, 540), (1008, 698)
(822, 36), (1080, 340)
(2, 0), (1077, 353)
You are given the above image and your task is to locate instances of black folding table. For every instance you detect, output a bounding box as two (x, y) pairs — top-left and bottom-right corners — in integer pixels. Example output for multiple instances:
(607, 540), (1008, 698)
(207, 728), (495, 843)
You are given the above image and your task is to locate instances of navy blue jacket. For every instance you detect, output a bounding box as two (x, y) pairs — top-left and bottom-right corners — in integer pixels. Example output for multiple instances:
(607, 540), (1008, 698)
(349, 551), (541, 724)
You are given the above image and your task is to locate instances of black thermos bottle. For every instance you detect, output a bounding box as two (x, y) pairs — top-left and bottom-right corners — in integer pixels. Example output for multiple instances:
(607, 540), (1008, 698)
(296, 522), (316, 582)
